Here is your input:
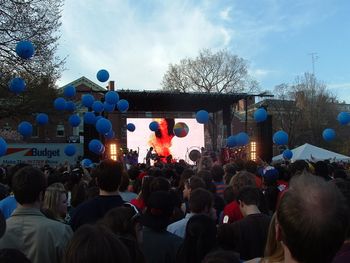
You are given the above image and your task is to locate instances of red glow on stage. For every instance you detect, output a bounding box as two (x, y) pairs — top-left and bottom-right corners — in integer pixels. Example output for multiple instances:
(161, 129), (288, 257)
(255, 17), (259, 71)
(148, 119), (174, 161)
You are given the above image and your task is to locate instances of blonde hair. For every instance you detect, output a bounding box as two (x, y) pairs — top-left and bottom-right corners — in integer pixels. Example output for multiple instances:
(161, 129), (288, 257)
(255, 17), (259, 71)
(262, 213), (284, 263)
(43, 183), (67, 220)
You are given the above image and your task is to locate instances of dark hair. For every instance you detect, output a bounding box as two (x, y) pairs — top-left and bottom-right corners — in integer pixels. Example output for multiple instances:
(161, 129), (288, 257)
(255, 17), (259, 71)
(211, 165), (224, 182)
(177, 214), (217, 263)
(119, 172), (130, 192)
(223, 186), (235, 204)
(245, 160), (258, 175)
(63, 224), (131, 263)
(202, 250), (240, 263)
(333, 178), (350, 239)
(314, 161), (330, 180)
(0, 211), (5, 238)
(6, 163), (30, 190)
(334, 169), (347, 179)
(189, 188), (213, 213)
(93, 160), (123, 192)
(149, 177), (170, 193)
(186, 176), (206, 191)
(0, 249), (31, 263)
(289, 160), (308, 176)
(12, 166), (46, 205)
(178, 169), (195, 192)
(237, 186), (260, 206)
(277, 173), (349, 263)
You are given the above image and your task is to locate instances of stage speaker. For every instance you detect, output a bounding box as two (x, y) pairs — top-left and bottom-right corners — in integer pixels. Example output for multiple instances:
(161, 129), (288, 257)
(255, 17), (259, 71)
(83, 123), (102, 163)
(256, 115), (273, 163)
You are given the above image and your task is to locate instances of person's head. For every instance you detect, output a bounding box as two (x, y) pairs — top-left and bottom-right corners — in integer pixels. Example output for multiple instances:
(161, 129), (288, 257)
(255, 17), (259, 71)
(332, 178), (350, 239)
(211, 165), (225, 183)
(141, 191), (174, 231)
(198, 156), (213, 171)
(99, 204), (142, 243)
(276, 173), (349, 263)
(92, 160), (123, 192)
(183, 176), (206, 200)
(314, 161), (330, 179)
(245, 160), (258, 175)
(264, 213), (284, 262)
(202, 250), (240, 263)
(12, 166), (46, 205)
(63, 224), (131, 263)
(119, 172), (130, 192)
(334, 169), (347, 179)
(149, 176), (170, 193)
(6, 163), (30, 190)
(229, 171), (256, 197)
(178, 169), (195, 191)
(43, 182), (67, 220)
(149, 147), (153, 151)
(189, 188), (213, 214)
(178, 214), (217, 263)
(289, 160), (308, 176)
(237, 186), (260, 216)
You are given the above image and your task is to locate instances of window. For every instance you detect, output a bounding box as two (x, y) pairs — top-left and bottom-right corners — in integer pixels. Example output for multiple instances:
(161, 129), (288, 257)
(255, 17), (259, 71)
(56, 124), (65, 137)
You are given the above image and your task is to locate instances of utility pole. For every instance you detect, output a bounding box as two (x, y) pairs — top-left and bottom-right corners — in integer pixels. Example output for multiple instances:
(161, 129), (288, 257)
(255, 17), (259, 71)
(308, 52), (318, 76)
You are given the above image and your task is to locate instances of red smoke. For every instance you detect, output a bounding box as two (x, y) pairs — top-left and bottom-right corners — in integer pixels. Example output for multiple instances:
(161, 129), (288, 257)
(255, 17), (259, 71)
(148, 119), (174, 161)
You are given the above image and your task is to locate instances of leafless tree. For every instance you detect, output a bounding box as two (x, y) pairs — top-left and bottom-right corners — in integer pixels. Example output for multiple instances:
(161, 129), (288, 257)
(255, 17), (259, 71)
(0, 0), (64, 118)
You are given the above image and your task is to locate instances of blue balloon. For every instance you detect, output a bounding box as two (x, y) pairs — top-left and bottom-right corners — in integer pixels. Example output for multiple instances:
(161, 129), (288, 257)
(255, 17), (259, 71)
(96, 118), (112, 134)
(88, 139), (104, 155)
(254, 108), (268, 123)
(236, 132), (249, 146)
(149, 121), (159, 132)
(9, 77), (26, 94)
(96, 69), (109, 82)
(104, 130), (115, 139)
(54, 97), (67, 111)
(15, 40), (35, 59)
(84, 112), (96, 125)
(127, 123), (136, 132)
(0, 137), (7, 157)
(322, 128), (336, 141)
(95, 116), (103, 122)
(36, 113), (49, 125)
(195, 110), (209, 124)
(337, 112), (350, 125)
(226, 135), (237, 147)
(283, 149), (293, 160)
(273, 131), (288, 145)
(65, 101), (76, 112)
(92, 101), (104, 113)
(64, 144), (76, 156)
(81, 94), (95, 108)
(105, 91), (119, 105)
(18, 121), (33, 137)
(117, 99), (129, 113)
(68, 114), (81, 127)
(63, 85), (76, 98)
(81, 158), (92, 168)
(103, 102), (115, 112)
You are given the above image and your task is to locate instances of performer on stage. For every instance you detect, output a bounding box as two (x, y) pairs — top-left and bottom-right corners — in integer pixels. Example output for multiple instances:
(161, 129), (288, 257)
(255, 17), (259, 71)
(145, 147), (154, 166)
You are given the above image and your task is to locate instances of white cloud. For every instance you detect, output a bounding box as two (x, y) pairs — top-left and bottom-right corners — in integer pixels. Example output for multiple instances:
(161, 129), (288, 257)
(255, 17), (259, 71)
(220, 7), (231, 21)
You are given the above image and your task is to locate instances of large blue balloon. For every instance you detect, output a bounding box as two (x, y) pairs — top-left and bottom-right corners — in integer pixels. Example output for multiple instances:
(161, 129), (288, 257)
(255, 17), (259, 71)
(322, 128), (336, 141)
(9, 77), (26, 94)
(96, 118), (112, 134)
(226, 135), (237, 148)
(273, 131), (288, 145)
(68, 114), (81, 127)
(81, 94), (95, 108)
(254, 108), (268, 123)
(236, 132), (249, 146)
(104, 130), (115, 139)
(117, 99), (129, 113)
(18, 121), (33, 137)
(54, 97), (67, 111)
(337, 112), (350, 125)
(0, 137), (7, 157)
(81, 158), (92, 168)
(63, 85), (76, 98)
(196, 110), (209, 124)
(64, 144), (76, 156)
(105, 91), (119, 105)
(89, 139), (104, 155)
(92, 101), (104, 113)
(96, 69), (109, 82)
(127, 123), (136, 132)
(36, 113), (49, 125)
(103, 102), (115, 112)
(149, 121), (159, 132)
(15, 40), (35, 59)
(65, 101), (76, 112)
(84, 112), (96, 125)
(283, 149), (293, 160)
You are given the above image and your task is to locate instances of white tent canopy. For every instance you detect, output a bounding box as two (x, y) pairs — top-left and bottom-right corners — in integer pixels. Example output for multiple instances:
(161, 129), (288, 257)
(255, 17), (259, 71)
(272, 143), (350, 162)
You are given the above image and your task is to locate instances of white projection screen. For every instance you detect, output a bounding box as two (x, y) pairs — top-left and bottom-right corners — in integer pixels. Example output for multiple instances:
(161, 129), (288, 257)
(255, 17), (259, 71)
(126, 118), (204, 163)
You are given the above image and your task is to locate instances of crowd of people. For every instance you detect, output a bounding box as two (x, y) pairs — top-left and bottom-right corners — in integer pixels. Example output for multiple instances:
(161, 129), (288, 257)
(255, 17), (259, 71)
(0, 152), (349, 263)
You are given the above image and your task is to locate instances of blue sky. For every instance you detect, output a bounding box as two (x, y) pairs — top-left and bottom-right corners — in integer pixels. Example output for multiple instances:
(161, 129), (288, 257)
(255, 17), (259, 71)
(57, 0), (350, 102)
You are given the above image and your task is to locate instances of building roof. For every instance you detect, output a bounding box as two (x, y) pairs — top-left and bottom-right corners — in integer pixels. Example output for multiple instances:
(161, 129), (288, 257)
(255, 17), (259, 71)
(60, 76), (106, 92)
